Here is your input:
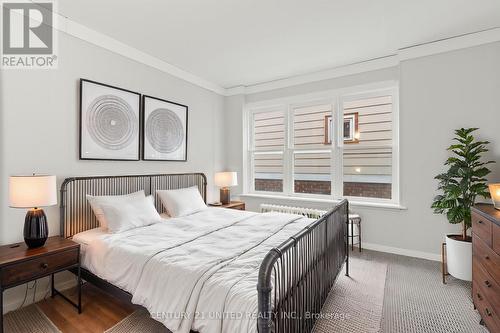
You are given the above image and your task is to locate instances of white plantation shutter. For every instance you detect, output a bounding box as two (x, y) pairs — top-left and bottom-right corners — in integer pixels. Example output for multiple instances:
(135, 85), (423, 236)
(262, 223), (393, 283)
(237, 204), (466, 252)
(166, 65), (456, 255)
(342, 95), (393, 199)
(292, 103), (333, 195)
(251, 109), (285, 192)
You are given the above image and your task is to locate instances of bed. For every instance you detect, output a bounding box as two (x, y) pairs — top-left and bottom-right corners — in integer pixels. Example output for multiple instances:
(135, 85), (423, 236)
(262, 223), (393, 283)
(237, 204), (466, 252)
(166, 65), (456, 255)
(60, 173), (349, 333)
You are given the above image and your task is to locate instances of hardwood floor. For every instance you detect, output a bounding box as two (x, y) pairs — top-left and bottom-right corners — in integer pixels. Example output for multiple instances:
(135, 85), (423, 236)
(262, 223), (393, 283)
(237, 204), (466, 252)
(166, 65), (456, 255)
(37, 283), (135, 333)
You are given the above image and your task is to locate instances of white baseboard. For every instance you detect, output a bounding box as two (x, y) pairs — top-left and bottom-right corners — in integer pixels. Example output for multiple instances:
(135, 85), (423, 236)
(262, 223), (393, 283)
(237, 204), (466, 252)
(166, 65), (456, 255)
(3, 274), (77, 314)
(362, 242), (441, 262)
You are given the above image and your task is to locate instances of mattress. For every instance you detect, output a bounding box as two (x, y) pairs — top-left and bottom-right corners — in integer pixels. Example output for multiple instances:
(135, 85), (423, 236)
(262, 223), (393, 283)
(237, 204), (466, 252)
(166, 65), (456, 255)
(74, 207), (312, 333)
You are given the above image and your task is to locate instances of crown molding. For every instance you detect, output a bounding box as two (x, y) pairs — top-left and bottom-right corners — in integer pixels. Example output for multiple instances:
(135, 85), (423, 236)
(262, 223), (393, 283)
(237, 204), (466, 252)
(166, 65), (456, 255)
(398, 27), (500, 61)
(225, 27), (500, 96)
(33, 3), (500, 98)
(225, 55), (399, 96)
(50, 11), (226, 95)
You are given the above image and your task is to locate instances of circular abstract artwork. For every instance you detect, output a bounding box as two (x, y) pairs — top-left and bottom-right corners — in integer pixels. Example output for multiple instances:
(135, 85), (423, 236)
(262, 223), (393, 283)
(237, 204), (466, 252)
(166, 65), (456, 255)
(86, 95), (138, 150)
(145, 108), (184, 154)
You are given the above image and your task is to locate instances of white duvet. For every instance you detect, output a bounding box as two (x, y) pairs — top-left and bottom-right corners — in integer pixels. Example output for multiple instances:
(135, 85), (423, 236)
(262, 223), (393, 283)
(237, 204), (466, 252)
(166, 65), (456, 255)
(81, 207), (313, 333)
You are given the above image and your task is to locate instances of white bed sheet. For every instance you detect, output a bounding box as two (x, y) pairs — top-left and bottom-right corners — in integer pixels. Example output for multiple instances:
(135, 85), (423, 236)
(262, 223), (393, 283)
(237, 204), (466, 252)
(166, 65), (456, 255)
(77, 207), (313, 333)
(73, 227), (108, 246)
(72, 227), (108, 263)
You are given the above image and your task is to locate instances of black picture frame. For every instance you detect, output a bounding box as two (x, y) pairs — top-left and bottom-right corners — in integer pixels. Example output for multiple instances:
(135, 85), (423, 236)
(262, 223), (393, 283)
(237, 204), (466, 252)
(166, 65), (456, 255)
(142, 95), (188, 161)
(79, 79), (141, 161)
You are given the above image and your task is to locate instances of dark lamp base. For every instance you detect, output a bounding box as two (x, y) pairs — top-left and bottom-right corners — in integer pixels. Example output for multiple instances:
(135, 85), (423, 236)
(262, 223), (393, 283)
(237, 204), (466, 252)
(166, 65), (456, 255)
(220, 188), (231, 205)
(24, 208), (48, 248)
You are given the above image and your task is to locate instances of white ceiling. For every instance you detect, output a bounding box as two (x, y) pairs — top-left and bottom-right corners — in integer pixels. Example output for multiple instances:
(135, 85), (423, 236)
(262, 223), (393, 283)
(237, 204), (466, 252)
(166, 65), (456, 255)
(57, 0), (500, 88)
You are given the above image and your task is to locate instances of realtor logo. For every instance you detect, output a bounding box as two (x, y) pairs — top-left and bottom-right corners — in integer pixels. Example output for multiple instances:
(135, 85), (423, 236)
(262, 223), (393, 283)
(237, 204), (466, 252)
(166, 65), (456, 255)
(1, 0), (57, 68)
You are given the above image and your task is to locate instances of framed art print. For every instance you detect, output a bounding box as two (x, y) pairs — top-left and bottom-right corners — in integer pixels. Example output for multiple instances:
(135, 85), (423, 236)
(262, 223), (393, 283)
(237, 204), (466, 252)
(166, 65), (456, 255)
(80, 79), (140, 160)
(142, 95), (188, 161)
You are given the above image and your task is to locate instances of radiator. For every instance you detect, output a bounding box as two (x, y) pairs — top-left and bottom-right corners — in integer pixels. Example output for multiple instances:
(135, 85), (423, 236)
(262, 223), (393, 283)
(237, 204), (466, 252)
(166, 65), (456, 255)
(260, 204), (360, 236)
(260, 203), (327, 219)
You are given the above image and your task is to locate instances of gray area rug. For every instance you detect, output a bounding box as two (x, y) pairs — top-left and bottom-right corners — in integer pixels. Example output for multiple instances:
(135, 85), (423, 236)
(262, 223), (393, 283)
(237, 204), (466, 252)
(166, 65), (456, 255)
(3, 304), (61, 333)
(105, 308), (169, 333)
(374, 251), (487, 333)
(313, 256), (387, 332)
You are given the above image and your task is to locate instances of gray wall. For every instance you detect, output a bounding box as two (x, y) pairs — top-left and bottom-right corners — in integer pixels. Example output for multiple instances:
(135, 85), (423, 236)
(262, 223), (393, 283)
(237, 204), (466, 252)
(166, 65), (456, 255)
(1, 31), (225, 310)
(1, 32), (226, 244)
(226, 42), (500, 258)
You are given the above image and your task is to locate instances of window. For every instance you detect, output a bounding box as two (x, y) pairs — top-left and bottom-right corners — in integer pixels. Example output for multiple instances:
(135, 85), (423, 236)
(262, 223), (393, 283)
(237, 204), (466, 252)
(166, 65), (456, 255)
(324, 113), (359, 144)
(246, 85), (398, 203)
(292, 103), (333, 195)
(342, 95), (394, 200)
(251, 108), (285, 193)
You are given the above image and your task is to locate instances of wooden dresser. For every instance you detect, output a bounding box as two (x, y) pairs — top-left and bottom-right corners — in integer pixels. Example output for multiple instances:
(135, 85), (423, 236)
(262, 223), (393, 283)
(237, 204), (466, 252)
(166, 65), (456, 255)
(472, 204), (500, 333)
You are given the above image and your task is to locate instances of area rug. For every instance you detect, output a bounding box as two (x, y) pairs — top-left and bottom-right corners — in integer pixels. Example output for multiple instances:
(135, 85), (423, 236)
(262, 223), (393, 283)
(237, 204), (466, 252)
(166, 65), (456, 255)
(106, 256), (386, 333)
(312, 256), (388, 333)
(378, 251), (487, 333)
(104, 308), (170, 333)
(3, 304), (62, 333)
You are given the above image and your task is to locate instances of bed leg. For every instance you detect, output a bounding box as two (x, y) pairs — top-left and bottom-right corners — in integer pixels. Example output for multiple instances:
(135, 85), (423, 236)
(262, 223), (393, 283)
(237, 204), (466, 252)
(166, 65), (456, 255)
(351, 221), (354, 251)
(345, 208), (349, 277)
(345, 254), (349, 277)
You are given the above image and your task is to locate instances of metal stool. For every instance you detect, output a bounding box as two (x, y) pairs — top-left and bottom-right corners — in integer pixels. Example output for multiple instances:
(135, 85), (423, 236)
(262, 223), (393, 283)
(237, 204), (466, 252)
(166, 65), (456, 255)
(349, 213), (362, 252)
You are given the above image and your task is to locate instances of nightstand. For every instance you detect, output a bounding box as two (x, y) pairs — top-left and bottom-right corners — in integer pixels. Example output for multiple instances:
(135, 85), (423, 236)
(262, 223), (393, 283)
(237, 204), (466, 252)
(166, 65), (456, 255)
(0, 237), (81, 333)
(210, 201), (246, 210)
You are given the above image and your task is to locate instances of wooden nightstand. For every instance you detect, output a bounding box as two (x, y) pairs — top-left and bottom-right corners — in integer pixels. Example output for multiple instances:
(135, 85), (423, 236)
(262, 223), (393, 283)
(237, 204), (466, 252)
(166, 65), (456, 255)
(209, 201), (246, 211)
(0, 237), (81, 333)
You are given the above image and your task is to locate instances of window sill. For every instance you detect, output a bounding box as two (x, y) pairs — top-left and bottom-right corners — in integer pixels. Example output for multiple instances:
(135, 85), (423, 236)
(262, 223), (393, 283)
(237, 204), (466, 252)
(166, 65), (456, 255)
(238, 193), (407, 211)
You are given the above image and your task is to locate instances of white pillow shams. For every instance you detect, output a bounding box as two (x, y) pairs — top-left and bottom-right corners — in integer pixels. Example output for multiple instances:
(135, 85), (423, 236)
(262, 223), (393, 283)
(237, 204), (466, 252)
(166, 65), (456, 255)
(86, 190), (145, 229)
(99, 195), (162, 233)
(157, 186), (207, 218)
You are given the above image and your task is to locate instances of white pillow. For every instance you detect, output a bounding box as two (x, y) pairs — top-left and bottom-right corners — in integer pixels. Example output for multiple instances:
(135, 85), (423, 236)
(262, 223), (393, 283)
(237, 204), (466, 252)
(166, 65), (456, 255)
(157, 186), (207, 217)
(99, 195), (162, 233)
(87, 191), (145, 229)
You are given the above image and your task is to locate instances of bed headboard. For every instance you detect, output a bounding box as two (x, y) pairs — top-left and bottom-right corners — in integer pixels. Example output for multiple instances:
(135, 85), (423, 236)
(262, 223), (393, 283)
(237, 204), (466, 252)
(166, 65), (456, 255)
(60, 173), (207, 238)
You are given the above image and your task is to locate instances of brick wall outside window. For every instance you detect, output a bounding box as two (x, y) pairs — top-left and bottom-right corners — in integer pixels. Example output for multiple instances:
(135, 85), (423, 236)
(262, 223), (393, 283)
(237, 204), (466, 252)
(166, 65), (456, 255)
(255, 179), (283, 192)
(343, 182), (391, 199)
(255, 179), (391, 199)
(294, 180), (331, 195)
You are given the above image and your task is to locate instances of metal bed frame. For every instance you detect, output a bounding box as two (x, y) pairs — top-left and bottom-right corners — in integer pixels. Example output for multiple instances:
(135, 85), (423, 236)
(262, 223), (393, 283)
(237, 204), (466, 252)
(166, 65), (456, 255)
(257, 200), (349, 333)
(60, 173), (348, 333)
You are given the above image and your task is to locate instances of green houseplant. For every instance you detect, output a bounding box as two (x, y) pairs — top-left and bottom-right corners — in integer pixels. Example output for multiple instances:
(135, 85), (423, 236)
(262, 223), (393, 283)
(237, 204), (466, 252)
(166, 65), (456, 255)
(431, 128), (494, 280)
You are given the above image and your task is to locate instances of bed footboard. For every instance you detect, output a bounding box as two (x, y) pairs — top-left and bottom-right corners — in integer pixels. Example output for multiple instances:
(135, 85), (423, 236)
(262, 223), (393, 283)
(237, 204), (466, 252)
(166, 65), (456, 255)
(257, 199), (349, 333)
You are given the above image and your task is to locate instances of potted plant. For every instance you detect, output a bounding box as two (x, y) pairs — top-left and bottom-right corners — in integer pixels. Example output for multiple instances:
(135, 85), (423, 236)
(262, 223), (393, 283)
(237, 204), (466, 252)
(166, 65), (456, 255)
(431, 128), (494, 281)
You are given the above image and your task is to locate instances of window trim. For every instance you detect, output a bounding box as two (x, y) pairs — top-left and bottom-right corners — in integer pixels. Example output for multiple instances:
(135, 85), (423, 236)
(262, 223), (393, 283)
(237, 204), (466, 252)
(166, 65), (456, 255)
(243, 81), (400, 205)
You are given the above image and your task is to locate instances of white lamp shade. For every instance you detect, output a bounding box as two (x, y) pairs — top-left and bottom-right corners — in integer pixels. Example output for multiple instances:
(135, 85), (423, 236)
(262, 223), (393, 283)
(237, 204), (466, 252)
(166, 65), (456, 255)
(9, 175), (57, 208)
(489, 183), (500, 209)
(214, 172), (238, 187)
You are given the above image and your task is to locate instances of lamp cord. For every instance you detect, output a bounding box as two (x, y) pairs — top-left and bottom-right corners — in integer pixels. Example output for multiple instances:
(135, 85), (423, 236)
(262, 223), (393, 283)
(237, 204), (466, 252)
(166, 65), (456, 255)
(18, 280), (37, 309)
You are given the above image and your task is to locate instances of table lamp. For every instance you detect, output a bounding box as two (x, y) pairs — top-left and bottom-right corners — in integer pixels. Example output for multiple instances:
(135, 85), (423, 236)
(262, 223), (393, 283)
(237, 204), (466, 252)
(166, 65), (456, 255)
(9, 175), (57, 248)
(489, 183), (500, 210)
(215, 172), (237, 205)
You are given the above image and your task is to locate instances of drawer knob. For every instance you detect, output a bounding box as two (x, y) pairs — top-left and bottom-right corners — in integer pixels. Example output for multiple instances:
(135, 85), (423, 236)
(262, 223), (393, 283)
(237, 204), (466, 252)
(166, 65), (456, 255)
(485, 308), (492, 317)
(477, 293), (482, 300)
(485, 255), (490, 260)
(41, 263), (48, 269)
(485, 280), (492, 288)
(478, 220), (483, 224)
